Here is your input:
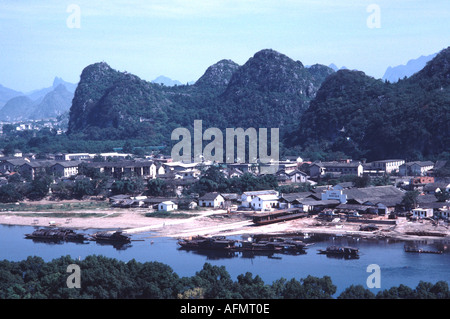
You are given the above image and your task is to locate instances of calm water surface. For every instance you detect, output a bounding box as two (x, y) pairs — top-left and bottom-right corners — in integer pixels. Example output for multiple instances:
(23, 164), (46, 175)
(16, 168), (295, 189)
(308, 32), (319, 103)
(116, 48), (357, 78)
(1, 225), (449, 296)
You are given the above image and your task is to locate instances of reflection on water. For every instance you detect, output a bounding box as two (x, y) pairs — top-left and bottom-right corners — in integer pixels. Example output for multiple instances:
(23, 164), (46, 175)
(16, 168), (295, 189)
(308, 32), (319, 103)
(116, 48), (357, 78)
(93, 241), (133, 251)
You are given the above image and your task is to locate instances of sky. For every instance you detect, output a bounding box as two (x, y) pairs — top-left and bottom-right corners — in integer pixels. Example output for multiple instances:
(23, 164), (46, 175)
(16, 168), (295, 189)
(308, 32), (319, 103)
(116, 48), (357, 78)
(0, 0), (449, 93)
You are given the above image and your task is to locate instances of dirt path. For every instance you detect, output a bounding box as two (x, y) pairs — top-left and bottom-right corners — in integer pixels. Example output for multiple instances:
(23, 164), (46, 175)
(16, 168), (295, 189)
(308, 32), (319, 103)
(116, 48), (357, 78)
(1, 206), (449, 241)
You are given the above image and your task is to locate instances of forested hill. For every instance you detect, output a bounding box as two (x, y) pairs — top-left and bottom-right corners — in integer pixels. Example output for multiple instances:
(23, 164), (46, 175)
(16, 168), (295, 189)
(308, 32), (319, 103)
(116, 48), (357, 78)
(286, 46), (450, 161)
(67, 49), (334, 143)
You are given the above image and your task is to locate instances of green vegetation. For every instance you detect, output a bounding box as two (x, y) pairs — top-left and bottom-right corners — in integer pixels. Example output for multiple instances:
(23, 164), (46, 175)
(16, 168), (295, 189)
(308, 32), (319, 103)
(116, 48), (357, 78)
(0, 255), (448, 299)
(401, 190), (420, 211)
(183, 166), (278, 197)
(288, 46), (450, 162)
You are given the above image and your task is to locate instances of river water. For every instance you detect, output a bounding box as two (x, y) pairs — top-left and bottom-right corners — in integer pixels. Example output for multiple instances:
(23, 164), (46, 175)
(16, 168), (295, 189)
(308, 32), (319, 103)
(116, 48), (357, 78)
(0, 224), (449, 296)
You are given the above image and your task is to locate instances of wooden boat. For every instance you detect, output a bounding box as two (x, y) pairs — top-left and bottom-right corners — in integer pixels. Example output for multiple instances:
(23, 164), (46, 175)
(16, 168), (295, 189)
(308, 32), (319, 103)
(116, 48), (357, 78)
(252, 208), (307, 226)
(258, 237), (307, 252)
(91, 231), (131, 243)
(25, 228), (88, 242)
(177, 236), (237, 251)
(404, 245), (443, 254)
(239, 241), (284, 252)
(318, 246), (359, 257)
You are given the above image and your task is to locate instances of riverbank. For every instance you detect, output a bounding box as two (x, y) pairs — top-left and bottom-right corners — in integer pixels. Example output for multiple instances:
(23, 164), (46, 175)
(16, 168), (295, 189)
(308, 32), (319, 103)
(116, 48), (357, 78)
(0, 201), (449, 242)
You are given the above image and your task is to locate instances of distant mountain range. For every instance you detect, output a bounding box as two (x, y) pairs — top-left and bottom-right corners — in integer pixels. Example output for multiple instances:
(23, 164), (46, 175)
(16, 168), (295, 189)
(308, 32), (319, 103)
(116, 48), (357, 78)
(0, 85), (22, 108)
(382, 53), (438, 83)
(0, 77), (77, 122)
(151, 75), (183, 87)
(328, 64), (348, 72)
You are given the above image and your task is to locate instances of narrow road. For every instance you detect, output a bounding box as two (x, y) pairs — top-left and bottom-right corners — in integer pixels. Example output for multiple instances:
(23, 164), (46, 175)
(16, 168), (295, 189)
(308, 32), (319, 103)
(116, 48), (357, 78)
(122, 210), (224, 235)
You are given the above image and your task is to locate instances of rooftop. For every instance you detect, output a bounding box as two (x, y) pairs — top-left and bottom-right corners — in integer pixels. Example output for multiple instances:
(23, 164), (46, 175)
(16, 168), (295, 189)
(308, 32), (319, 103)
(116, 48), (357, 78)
(199, 192), (223, 201)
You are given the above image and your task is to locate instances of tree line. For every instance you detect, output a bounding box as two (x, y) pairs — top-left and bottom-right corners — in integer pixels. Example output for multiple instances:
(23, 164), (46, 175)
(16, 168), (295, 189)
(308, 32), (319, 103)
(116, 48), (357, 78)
(0, 255), (448, 299)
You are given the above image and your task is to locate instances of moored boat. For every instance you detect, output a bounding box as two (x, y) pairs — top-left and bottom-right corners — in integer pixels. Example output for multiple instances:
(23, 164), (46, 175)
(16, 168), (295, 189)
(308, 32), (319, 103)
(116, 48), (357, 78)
(90, 231), (131, 243)
(25, 228), (88, 242)
(404, 245), (443, 254)
(318, 246), (359, 257)
(177, 236), (237, 251)
(239, 240), (283, 252)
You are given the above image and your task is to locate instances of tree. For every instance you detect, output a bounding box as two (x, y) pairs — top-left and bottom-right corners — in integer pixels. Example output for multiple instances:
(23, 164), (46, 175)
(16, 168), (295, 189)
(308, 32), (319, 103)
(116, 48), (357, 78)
(233, 272), (275, 299)
(2, 143), (16, 156)
(73, 179), (95, 199)
(146, 178), (167, 196)
(122, 141), (134, 154)
(376, 284), (414, 299)
(401, 190), (420, 211)
(299, 275), (336, 299)
(0, 184), (23, 203)
(354, 174), (371, 188)
(26, 173), (53, 200)
(111, 178), (144, 195)
(435, 190), (450, 202)
(189, 263), (236, 299)
(338, 285), (375, 299)
(372, 174), (391, 186)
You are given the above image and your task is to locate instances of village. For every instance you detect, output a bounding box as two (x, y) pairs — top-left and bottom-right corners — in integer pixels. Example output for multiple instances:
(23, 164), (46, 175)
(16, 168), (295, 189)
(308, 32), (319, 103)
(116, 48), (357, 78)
(0, 150), (449, 241)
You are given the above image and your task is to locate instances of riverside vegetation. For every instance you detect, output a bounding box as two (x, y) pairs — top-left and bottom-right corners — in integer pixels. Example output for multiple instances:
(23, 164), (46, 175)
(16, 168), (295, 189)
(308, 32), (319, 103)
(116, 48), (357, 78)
(0, 255), (449, 299)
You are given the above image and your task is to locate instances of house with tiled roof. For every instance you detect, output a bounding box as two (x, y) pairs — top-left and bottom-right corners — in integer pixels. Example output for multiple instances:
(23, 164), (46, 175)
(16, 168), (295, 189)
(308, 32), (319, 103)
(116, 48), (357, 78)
(309, 161), (363, 178)
(199, 192), (225, 208)
(399, 161), (434, 176)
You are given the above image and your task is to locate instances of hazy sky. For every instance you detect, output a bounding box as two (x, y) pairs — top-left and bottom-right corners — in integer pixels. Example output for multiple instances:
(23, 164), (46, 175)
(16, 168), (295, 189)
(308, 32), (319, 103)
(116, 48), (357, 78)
(1, 0), (449, 92)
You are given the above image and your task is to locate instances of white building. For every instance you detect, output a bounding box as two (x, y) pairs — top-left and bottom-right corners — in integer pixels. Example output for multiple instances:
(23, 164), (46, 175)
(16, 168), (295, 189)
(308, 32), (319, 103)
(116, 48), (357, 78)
(321, 189), (348, 204)
(50, 161), (81, 178)
(411, 208), (433, 218)
(158, 201), (177, 212)
(241, 190), (279, 208)
(399, 161), (435, 176)
(251, 194), (279, 211)
(371, 159), (405, 174)
(199, 192), (225, 208)
(310, 161), (364, 178)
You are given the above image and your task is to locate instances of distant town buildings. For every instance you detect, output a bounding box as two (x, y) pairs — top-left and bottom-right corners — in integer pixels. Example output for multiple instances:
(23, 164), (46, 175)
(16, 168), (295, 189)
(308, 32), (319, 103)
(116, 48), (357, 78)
(0, 150), (448, 219)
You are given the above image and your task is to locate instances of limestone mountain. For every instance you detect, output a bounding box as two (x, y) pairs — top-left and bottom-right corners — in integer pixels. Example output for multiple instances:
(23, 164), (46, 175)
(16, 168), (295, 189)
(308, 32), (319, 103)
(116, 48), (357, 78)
(288, 46), (450, 161)
(67, 49), (334, 143)
(219, 49), (334, 131)
(194, 59), (240, 92)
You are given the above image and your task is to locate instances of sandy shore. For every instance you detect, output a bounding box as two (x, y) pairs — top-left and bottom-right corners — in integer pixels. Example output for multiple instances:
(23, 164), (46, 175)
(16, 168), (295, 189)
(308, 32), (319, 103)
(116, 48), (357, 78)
(1, 203), (449, 241)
